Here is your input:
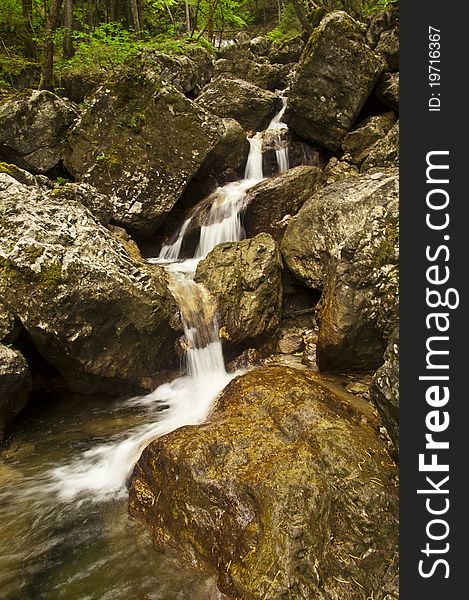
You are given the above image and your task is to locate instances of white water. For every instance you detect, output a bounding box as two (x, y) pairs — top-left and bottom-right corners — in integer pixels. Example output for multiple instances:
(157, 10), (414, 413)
(267, 93), (290, 174)
(49, 94), (291, 502)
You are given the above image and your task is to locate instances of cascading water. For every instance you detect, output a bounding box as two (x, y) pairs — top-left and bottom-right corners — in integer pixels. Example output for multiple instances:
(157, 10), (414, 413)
(266, 92), (290, 174)
(0, 87), (296, 600)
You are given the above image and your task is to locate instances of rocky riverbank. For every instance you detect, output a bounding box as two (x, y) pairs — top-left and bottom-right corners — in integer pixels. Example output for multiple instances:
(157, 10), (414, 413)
(1, 5), (399, 598)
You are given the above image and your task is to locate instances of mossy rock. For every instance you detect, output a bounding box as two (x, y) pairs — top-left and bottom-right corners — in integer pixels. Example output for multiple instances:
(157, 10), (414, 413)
(129, 365), (399, 599)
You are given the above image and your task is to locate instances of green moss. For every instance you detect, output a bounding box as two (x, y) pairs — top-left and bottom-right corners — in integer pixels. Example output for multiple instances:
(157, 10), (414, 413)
(0, 256), (17, 283)
(96, 149), (121, 167)
(128, 111), (146, 133)
(23, 246), (44, 263)
(40, 262), (63, 289)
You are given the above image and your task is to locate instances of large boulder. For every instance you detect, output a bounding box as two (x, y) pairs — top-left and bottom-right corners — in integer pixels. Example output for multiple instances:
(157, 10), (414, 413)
(64, 75), (226, 237)
(268, 34), (305, 64)
(0, 90), (78, 174)
(243, 165), (325, 239)
(316, 183), (398, 371)
(129, 366), (399, 600)
(0, 172), (178, 394)
(0, 344), (31, 441)
(370, 328), (399, 453)
(140, 46), (214, 97)
(284, 12), (384, 150)
(194, 233), (283, 355)
(281, 170), (398, 289)
(375, 28), (399, 72)
(341, 112), (396, 166)
(213, 58), (291, 91)
(196, 76), (281, 132)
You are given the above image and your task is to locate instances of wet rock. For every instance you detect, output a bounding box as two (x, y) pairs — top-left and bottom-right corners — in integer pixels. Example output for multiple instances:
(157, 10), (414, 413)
(374, 72), (399, 111)
(282, 170), (398, 289)
(342, 112), (396, 166)
(65, 74), (225, 237)
(284, 12), (384, 151)
(196, 76), (281, 132)
(370, 328), (399, 452)
(184, 118), (250, 202)
(323, 157), (359, 185)
(0, 344), (31, 441)
(316, 180), (398, 371)
(0, 90), (78, 174)
(227, 348), (262, 371)
(243, 165), (325, 240)
(362, 121), (399, 172)
(0, 173), (178, 394)
(129, 366), (399, 600)
(195, 233), (283, 355)
(140, 47), (214, 97)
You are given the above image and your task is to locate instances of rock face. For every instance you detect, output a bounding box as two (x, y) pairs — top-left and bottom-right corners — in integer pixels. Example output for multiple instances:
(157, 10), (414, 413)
(282, 170), (398, 289)
(140, 47), (214, 97)
(284, 12), (383, 150)
(194, 233), (283, 355)
(362, 120), (399, 172)
(196, 76), (281, 131)
(129, 366), (399, 600)
(213, 58), (290, 91)
(0, 173), (178, 394)
(0, 90), (78, 174)
(341, 112), (396, 166)
(243, 165), (325, 239)
(0, 344), (31, 441)
(316, 182), (398, 371)
(370, 328), (399, 452)
(65, 75), (225, 237)
(374, 72), (399, 111)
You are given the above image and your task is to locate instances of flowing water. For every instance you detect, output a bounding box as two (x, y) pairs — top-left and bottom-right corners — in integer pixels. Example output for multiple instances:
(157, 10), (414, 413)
(0, 94), (292, 598)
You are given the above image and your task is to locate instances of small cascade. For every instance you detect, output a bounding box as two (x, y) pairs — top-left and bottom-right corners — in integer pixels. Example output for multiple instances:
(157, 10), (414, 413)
(48, 89), (293, 502)
(266, 93), (290, 174)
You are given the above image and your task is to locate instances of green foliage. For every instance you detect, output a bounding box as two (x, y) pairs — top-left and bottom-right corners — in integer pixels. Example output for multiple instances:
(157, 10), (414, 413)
(55, 22), (139, 79)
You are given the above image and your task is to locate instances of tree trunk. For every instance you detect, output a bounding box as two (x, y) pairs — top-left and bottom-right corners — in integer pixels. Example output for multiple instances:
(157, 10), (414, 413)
(63, 0), (74, 59)
(185, 0), (191, 33)
(129, 0), (141, 36)
(39, 0), (63, 91)
(291, 0), (312, 35)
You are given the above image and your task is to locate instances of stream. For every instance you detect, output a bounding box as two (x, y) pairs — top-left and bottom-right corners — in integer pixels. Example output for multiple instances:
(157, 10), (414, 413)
(0, 92), (291, 599)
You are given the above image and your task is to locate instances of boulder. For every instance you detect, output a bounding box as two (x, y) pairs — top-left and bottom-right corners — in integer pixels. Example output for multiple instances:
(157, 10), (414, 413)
(284, 12), (384, 150)
(268, 34), (305, 64)
(323, 157), (359, 185)
(183, 118), (250, 203)
(281, 170), (398, 289)
(316, 182), (398, 371)
(65, 75), (226, 237)
(196, 76), (281, 132)
(362, 121), (399, 172)
(0, 301), (16, 342)
(249, 36), (272, 57)
(213, 58), (291, 91)
(374, 72), (399, 111)
(0, 344), (31, 441)
(370, 328), (399, 453)
(0, 90), (78, 174)
(0, 172), (179, 394)
(140, 47), (214, 97)
(366, 4), (400, 48)
(194, 233), (283, 355)
(243, 165), (325, 240)
(342, 112), (396, 166)
(375, 28), (399, 72)
(129, 366), (399, 600)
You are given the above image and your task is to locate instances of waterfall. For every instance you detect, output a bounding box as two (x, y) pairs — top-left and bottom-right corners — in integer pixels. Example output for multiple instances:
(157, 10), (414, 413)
(48, 92), (292, 502)
(267, 93), (290, 175)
